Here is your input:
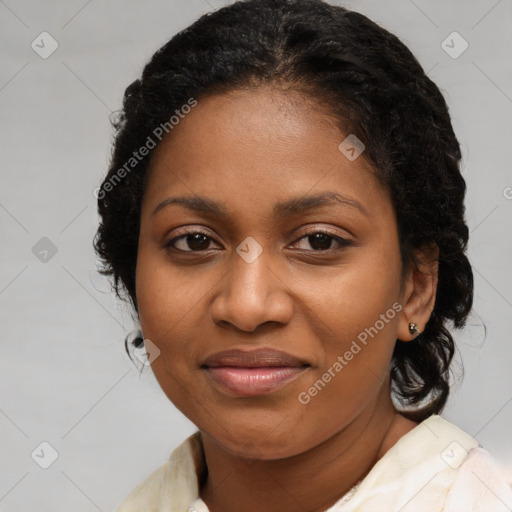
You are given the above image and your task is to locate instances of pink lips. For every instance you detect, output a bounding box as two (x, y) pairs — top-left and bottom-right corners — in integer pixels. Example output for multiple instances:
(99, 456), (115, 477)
(202, 348), (310, 396)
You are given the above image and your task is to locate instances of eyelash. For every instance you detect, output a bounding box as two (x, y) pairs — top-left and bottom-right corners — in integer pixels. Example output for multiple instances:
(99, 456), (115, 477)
(163, 227), (352, 254)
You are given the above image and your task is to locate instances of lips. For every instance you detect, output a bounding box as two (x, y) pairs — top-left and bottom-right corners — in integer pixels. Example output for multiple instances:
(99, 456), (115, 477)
(201, 348), (310, 396)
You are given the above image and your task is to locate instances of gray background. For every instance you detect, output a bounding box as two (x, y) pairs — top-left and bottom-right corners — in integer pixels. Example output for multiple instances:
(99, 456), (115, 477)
(1, 0), (511, 510)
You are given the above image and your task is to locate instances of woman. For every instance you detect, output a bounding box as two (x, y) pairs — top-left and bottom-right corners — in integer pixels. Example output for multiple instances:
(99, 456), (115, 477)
(94, 0), (512, 510)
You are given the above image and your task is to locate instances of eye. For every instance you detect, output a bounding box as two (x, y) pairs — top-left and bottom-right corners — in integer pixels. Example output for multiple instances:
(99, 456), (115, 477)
(291, 231), (352, 251)
(164, 229), (221, 252)
(164, 228), (352, 254)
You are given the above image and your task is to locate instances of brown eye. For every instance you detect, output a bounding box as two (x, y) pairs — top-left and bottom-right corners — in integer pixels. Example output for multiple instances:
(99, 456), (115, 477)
(307, 233), (333, 250)
(293, 231), (352, 252)
(165, 230), (220, 252)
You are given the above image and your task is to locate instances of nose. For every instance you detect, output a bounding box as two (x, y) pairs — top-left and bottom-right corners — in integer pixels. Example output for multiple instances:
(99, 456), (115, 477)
(209, 249), (294, 333)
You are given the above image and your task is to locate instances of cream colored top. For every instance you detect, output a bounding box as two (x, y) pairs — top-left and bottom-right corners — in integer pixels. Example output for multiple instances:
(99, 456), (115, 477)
(114, 415), (512, 511)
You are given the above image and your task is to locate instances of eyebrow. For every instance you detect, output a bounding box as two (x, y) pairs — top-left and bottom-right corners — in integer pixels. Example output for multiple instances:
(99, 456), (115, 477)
(151, 191), (369, 219)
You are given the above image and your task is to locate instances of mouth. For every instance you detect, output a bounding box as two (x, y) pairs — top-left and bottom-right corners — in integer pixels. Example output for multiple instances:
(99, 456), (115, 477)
(201, 348), (310, 396)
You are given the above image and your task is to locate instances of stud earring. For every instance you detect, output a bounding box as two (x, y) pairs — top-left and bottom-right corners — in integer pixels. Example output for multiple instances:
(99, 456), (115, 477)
(409, 322), (421, 336)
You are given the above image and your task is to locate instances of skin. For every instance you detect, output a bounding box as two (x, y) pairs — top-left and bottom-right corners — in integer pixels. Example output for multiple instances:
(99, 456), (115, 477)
(135, 86), (439, 512)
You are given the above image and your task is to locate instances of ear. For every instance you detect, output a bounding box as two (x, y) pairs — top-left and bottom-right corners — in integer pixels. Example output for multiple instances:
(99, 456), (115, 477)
(397, 243), (439, 342)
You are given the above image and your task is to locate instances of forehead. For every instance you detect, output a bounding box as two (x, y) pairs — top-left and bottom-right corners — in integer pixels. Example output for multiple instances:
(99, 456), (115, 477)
(143, 87), (391, 223)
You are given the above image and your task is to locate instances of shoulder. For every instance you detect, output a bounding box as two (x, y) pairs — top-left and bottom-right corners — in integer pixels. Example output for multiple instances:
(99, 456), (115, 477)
(386, 414), (480, 468)
(443, 446), (512, 512)
(114, 459), (173, 512)
(339, 414), (500, 511)
(114, 431), (204, 512)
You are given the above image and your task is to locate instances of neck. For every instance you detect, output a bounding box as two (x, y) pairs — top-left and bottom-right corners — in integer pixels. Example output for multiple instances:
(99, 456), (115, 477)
(199, 386), (418, 512)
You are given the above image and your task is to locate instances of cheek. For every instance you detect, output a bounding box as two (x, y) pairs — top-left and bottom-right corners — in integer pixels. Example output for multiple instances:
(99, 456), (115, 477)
(294, 239), (403, 388)
(293, 242), (402, 339)
(134, 246), (218, 395)
(135, 245), (202, 339)
(135, 249), (203, 411)
(295, 281), (401, 437)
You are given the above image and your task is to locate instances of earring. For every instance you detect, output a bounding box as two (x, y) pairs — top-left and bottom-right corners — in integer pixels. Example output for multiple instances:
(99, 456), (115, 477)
(409, 322), (421, 336)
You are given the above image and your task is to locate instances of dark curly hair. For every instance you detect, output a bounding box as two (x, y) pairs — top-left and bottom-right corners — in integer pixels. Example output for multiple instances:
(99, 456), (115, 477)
(94, 0), (473, 423)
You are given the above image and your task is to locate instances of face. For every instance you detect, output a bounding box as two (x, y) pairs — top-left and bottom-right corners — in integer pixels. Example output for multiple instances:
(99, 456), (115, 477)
(136, 87), (409, 459)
